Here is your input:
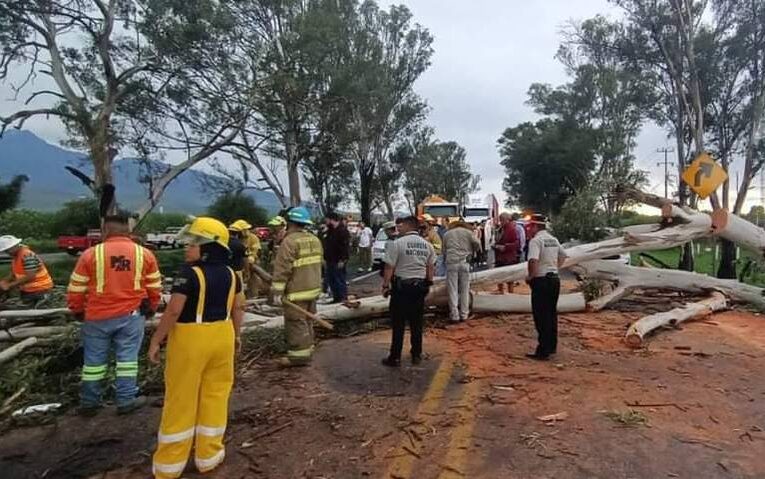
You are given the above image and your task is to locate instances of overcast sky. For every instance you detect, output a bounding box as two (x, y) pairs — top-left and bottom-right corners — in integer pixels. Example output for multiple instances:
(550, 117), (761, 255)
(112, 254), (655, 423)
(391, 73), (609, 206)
(2, 0), (759, 212)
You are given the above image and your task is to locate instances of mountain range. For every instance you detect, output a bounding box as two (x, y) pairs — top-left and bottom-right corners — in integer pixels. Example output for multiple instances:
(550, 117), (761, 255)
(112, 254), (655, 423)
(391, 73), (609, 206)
(0, 130), (291, 215)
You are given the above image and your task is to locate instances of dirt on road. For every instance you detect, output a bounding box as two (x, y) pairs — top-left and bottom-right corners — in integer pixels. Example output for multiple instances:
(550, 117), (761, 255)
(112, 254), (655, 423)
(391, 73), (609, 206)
(1, 301), (764, 479)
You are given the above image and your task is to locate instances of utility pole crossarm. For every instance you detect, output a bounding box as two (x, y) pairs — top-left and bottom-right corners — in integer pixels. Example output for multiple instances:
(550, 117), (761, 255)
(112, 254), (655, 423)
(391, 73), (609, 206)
(657, 147), (675, 199)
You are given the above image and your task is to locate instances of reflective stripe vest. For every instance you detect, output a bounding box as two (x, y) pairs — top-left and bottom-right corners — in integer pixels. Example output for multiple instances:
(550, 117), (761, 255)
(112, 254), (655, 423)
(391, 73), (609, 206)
(270, 230), (323, 302)
(67, 236), (163, 321)
(189, 266), (237, 323)
(12, 246), (53, 293)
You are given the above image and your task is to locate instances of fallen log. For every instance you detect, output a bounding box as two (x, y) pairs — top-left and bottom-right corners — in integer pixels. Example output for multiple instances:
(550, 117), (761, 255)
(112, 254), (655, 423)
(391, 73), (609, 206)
(0, 326), (68, 341)
(472, 293), (587, 314)
(625, 292), (727, 347)
(0, 308), (70, 319)
(572, 260), (765, 310)
(0, 337), (38, 364)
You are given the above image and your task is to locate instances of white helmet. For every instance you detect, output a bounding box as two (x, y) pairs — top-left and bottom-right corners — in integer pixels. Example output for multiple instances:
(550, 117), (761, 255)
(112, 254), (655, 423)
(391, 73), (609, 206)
(0, 235), (21, 252)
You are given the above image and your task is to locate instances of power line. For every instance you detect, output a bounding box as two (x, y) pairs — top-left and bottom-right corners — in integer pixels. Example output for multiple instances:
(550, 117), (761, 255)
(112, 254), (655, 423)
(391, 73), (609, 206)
(657, 147), (675, 199)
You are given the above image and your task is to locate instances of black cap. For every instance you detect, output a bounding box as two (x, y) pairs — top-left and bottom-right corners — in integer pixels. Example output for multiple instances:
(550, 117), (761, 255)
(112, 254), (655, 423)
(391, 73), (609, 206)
(103, 211), (133, 224)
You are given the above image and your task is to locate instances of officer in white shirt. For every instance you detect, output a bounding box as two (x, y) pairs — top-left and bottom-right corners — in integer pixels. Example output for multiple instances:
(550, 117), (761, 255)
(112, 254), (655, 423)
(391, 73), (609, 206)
(381, 216), (435, 367)
(525, 214), (568, 360)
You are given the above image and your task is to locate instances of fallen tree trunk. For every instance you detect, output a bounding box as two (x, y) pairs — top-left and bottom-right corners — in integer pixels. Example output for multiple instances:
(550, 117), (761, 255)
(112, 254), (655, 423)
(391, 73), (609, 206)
(0, 326), (68, 341)
(0, 308), (70, 319)
(472, 293), (587, 314)
(625, 292), (727, 348)
(572, 260), (765, 310)
(0, 337), (38, 364)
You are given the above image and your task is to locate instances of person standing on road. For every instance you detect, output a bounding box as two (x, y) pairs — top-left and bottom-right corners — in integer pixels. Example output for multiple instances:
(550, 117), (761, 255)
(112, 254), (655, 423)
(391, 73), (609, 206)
(378, 221), (398, 277)
(67, 214), (162, 416)
(525, 214), (568, 361)
(420, 214), (444, 277)
(512, 213), (527, 262)
(323, 212), (350, 303)
(443, 219), (481, 323)
(270, 207), (323, 366)
(493, 212), (520, 293)
(0, 235), (54, 307)
(227, 223), (248, 304)
(149, 217), (244, 478)
(357, 221), (374, 272)
(381, 216), (435, 367)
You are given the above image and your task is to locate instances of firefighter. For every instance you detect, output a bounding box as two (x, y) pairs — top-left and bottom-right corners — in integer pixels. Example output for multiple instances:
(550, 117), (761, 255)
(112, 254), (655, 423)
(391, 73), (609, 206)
(269, 206), (323, 366)
(0, 235), (54, 307)
(149, 217), (244, 479)
(265, 215), (287, 271)
(66, 214), (162, 416)
(420, 214), (444, 276)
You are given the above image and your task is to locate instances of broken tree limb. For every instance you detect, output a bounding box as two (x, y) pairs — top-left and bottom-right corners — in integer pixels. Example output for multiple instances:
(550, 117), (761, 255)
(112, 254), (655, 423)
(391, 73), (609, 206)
(0, 308), (71, 318)
(625, 292), (727, 348)
(572, 260), (765, 310)
(711, 209), (765, 256)
(0, 326), (68, 341)
(283, 300), (334, 330)
(472, 293), (586, 314)
(0, 337), (38, 363)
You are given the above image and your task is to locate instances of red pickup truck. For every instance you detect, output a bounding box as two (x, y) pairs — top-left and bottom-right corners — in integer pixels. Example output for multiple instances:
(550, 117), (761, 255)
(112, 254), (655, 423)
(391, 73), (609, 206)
(57, 229), (101, 255)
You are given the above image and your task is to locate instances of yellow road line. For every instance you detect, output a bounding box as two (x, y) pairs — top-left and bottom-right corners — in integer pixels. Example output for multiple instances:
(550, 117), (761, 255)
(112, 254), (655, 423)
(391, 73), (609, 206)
(385, 357), (455, 479)
(438, 378), (481, 478)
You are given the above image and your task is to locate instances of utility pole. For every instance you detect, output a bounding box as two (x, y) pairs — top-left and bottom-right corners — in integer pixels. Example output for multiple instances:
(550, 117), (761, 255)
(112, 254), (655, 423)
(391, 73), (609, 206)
(657, 147), (675, 199)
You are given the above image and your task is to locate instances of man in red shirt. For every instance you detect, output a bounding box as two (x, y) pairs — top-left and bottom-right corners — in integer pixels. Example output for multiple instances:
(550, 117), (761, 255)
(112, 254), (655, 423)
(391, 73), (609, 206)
(67, 214), (162, 416)
(493, 212), (520, 293)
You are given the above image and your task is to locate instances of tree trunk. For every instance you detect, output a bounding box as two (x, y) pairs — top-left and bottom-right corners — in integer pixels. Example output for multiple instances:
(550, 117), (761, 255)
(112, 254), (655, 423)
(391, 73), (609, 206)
(288, 159), (301, 207)
(359, 172), (373, 226)
(571, 260), (765, 310)
(716, 239), (737, 279)
(472, 293), (586, 314)
(679, 243), (695, 272)
(624, 292), (727, 348)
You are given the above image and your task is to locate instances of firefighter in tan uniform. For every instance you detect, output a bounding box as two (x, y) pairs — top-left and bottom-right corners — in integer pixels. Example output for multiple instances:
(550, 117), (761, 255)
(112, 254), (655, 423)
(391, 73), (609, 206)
(269, 207), (322, 366)
(229, 219), (262, 298)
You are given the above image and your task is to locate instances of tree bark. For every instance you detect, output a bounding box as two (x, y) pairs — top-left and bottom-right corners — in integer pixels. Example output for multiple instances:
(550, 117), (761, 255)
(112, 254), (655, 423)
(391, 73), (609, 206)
(716, 239), (737, 279)
(0, 337), (38, 364)
(625, 292), (727, 348)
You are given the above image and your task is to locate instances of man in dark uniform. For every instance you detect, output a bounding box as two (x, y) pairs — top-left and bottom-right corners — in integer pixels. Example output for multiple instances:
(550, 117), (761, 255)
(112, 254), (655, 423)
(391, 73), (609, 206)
(381, 216), (435, 367)
(525, 214), (568, 360)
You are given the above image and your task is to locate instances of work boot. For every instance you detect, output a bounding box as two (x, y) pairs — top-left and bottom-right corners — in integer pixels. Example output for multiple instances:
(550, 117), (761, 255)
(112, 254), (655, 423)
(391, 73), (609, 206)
(525, 353), (550, 361)
(77, 404), (101, 418)
(411, 356), (422, 366)
(117, 396), (148, 415)
(381, 357), (401, 368)
(275, 357), (309, 368)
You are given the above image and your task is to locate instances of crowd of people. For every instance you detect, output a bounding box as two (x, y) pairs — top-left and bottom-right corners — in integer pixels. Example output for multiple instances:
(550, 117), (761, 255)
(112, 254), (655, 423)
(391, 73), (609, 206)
(0, 206), (567, 478)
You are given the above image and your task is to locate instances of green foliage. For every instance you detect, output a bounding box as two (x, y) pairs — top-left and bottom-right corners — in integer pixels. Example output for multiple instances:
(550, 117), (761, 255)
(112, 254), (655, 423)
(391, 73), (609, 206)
(553, 187), (609, 243)
(498, 119), (597, 214)
(207, 192), (267, 227)
(24, 239), (59, 254)
(135, 212), (189, 234)
(0, 209), (56, 239)
(50, 199), (100, 236)
(617, 210), (662, 227)
(0, 175), (28, 215)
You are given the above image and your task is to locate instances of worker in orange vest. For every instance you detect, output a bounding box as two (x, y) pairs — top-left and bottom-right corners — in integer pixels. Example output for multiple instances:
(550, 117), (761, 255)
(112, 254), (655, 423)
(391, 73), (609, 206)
(0, 235), (54, 307)
(67, 214), (163, 416)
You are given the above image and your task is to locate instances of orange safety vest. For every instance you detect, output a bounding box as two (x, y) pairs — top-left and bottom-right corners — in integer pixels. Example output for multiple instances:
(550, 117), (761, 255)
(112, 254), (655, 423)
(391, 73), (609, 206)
(12, 246), (54, 293)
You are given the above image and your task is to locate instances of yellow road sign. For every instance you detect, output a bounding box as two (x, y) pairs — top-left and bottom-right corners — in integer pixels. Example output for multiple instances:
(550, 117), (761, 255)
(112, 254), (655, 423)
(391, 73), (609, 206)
(681, 153), (727, 199)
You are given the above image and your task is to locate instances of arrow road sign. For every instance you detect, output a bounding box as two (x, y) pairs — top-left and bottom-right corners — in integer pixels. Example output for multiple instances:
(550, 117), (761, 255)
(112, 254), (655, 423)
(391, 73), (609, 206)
(682, 153), (727, 199)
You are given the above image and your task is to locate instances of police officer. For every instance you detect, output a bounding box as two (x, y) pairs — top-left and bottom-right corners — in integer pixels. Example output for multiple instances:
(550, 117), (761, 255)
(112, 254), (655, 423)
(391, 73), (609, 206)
(524, 214), (568, 360)
(381, 216), (435, 367)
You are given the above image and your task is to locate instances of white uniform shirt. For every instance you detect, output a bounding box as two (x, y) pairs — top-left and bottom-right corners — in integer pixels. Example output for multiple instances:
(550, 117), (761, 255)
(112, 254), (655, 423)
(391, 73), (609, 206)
(384, 232), (436, 279)
(358, 227), (374, 248)
(527, 230), (567, 277)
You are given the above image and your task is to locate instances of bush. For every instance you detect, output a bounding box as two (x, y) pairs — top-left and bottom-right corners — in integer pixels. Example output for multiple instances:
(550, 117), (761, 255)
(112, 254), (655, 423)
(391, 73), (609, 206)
(207, 192), (267, 227)
(553, 187), (609, 243)
(135, 212), (190, 234)
(0, 209), (57, 239)
(50, 198), (100, 236)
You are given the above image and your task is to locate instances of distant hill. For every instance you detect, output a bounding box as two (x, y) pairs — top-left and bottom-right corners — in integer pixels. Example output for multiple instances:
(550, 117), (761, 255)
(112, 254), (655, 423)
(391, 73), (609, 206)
(0, 130), (297, 215)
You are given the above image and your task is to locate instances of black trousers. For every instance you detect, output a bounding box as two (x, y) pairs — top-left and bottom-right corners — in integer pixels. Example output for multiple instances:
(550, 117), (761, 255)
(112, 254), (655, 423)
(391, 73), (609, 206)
(530, 275), (561, 356)
(388, 279), (429, 360)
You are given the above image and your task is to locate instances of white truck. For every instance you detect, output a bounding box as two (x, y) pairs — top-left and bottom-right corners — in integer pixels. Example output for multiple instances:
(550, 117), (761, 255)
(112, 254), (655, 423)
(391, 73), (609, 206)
(145, 226), (184, 249)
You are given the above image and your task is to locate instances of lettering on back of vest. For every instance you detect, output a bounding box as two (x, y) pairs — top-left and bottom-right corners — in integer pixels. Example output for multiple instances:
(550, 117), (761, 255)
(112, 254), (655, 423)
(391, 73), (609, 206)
(111, 256), (132, 271)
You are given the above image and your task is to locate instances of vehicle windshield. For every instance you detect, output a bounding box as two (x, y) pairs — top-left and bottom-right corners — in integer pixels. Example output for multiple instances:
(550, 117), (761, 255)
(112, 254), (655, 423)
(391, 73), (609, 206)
(375, 229), (388, 241)
(464, 208), (489, 217)
(424, 205), (459, 217)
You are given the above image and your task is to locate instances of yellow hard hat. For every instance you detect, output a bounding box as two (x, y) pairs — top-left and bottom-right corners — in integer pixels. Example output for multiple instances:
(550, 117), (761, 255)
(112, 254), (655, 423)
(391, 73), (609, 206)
(268, 216), (286, 227)
(178, 217), (230, 249)
(229, 219), (253, 232)
(420, 213), (435, 224)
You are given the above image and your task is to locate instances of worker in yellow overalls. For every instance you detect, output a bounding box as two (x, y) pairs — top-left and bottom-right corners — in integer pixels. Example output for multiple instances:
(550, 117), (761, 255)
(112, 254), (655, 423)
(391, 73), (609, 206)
(149, 217), (244, 478)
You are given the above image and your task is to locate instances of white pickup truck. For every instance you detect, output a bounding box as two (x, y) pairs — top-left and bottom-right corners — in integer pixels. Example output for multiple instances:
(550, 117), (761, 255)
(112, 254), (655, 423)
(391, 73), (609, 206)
(145, 227), (184, 249)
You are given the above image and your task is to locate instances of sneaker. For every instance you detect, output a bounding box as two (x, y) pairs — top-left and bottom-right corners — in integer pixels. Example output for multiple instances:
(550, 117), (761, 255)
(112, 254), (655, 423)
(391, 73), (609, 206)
(525, 353), (550, 361)
(381, 357), (401, 367)
(116, 396), (148, 415)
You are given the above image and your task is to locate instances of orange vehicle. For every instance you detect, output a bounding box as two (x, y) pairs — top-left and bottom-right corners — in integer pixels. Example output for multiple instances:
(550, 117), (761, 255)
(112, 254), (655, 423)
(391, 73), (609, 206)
(416, 195), (460, 223)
